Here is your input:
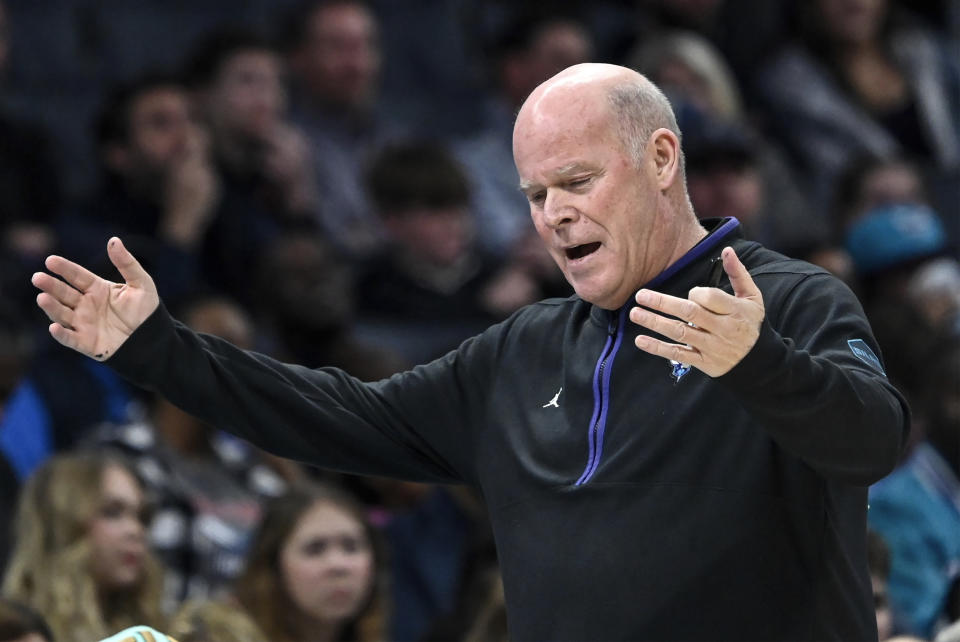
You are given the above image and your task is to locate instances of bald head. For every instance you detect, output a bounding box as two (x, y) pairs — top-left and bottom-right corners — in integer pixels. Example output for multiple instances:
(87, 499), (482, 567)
(515, 63), (682, 170)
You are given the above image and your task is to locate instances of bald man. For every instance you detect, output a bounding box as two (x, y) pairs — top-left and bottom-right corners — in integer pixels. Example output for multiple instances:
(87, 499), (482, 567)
(33, 64), (908, 641)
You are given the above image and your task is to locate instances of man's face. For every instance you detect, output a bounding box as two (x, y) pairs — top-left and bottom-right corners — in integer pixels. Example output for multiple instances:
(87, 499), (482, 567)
(514, 94), (663, 310)
(115, 87), (193, 177)
(294, 2), (380, 108)
(206, 50), (285, 141)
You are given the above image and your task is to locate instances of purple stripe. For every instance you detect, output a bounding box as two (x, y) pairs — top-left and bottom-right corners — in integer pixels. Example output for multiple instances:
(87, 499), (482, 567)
(578, 306), (627, 484)
(575, 330), (614, 485)
(645, 217), (740, 289)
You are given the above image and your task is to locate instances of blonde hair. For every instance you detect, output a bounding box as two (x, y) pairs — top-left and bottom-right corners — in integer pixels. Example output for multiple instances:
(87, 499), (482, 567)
(2, 452), (164, 642)
(628, 30), (743, 120)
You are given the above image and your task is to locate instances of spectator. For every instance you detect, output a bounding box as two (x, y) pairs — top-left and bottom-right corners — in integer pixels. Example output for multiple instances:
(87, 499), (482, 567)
(628, 30), (818, 257)
(455, 11), (593, 256)
(756, 0), (960, 207)
(869, 339), (960, 638)
(281, 0), (402, 260)
(252, 231), (406, 379)
(184, 29), (319, 307)
(233, 483), (386, 642)
(57, 72), (218, 309)
(2, 453), (164, 642)
(356, 141), (542, 363)
(0, 598), (53, 642)
(85, 296), (291, 605)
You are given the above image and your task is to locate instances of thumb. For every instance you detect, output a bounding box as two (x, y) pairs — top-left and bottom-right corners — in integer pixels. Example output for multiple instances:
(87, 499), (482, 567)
(107, 237), (150, 288)
(722, 247), (760, 299)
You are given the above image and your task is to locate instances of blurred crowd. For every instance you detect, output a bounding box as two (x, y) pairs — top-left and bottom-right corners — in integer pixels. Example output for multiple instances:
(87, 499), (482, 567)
(0, 0), (957, 640)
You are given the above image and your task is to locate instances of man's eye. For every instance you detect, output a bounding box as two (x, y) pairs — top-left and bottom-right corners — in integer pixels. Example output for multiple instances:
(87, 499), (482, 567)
(568, 177), (591, 189)
(529, 192), (546, 204)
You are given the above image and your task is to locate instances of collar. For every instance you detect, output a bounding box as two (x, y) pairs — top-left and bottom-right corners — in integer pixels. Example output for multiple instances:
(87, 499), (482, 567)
(589, 217), (743, 328)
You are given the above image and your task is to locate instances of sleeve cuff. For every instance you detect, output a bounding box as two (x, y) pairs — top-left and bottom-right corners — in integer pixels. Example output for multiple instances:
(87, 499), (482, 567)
(717, 317), (791, 391)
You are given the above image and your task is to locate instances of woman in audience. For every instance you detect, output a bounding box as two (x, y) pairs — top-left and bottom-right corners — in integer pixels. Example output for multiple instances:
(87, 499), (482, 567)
(233, 483), (386, 642)
(2, 453), (164, 642)
(756, 0), (960, 206)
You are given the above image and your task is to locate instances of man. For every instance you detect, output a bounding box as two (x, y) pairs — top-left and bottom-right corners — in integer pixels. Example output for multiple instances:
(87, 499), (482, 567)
(58, 73), (218, 307)
(456, 12), (594, 256)
(281, 0), (403, 260)
(32, 64), (908, 640)
(182, 29), (320, 308)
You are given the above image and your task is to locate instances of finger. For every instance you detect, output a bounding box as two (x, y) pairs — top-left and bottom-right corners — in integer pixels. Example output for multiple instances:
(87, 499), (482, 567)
(48, 322), (85, 354)
(107, 237), (149, 288)
(37, 292), (76, 330)
(688, 286), (736, 315)
(629, 307), (709, 351)
(45, 255), (100, 293)
(634, 334), (702, 365)
(722, 247), (761, 299)
(32, 272), (83, 309)
(634, 289), (720, 332)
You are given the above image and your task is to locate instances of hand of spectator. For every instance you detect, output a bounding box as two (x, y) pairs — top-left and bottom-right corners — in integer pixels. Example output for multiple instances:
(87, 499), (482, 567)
(32, 238), (159, 361)
(262, 123), (319, 215)
(162, 124), (220, 247)
(630, 247), (765, 377)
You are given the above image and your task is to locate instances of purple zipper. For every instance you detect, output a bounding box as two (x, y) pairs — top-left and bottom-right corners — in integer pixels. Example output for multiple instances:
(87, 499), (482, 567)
(576, 306), (627, 485)
(573, 217), (741, 486)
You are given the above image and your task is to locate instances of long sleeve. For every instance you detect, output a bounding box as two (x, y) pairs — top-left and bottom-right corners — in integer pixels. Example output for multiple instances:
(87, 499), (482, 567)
(719, 271), (910, 485)
(107, 303), (493, 485)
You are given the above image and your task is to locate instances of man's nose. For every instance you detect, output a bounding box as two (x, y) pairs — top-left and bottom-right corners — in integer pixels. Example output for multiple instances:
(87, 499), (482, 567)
(542, 189), (578, 228)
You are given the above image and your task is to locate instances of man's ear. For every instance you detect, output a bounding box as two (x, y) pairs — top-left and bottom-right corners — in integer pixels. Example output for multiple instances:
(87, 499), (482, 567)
(648, 128), (681, 191)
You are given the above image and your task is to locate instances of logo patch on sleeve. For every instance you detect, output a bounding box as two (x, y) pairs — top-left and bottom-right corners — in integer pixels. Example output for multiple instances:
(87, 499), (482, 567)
(847, 339), (885, 375)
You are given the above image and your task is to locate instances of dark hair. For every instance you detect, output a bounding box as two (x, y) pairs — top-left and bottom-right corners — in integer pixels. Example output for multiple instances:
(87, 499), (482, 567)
(0, 598), (54, 642)
(367, 141), (470, 214)
(490, 7), (586, 60)
(183, 28), (276, 89)
(277, 0), (374, 54)
(94, 71), (184, 149)
(830, 154), (926, 236)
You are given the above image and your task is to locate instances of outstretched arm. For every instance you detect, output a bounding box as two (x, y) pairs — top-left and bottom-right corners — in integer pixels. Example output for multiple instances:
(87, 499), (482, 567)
(33, 237), (159, 361)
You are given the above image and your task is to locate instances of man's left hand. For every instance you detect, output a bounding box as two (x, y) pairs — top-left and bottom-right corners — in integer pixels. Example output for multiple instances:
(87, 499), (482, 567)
(630, 247), (764, 377)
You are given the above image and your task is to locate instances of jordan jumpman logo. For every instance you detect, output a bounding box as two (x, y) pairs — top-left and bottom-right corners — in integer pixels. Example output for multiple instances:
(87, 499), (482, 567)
(543, 387), (562, 408)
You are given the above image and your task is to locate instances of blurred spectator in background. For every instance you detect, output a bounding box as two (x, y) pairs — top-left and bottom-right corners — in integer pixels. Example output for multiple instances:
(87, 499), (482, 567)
(2, 453), (164, 642)
(0, 598), (53, 642)
(252, 231), (406, 379)
(57, 72), (217, 310)
(281, 0), (400, 261)
(456, 10), (593, 257)
(629, 30), (819, 258)
(356, 141), (544, 363)
(233, 483), (386, 642)
(869, 339), (960, 638)
(168, 599), (267, 642)
(373, 482), (495, 642)
(85, 297), (293, 605)
(756, 0), (960, 208)
(0, 0), (62, 322)
(184, 29), (319, 308)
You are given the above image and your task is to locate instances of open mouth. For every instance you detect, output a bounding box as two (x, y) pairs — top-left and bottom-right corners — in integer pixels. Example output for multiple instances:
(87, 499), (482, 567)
(565, 242), (601, 260)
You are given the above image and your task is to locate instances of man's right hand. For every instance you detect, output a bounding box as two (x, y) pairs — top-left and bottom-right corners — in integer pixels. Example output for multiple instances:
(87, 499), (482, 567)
(32, 237), (159, 361)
